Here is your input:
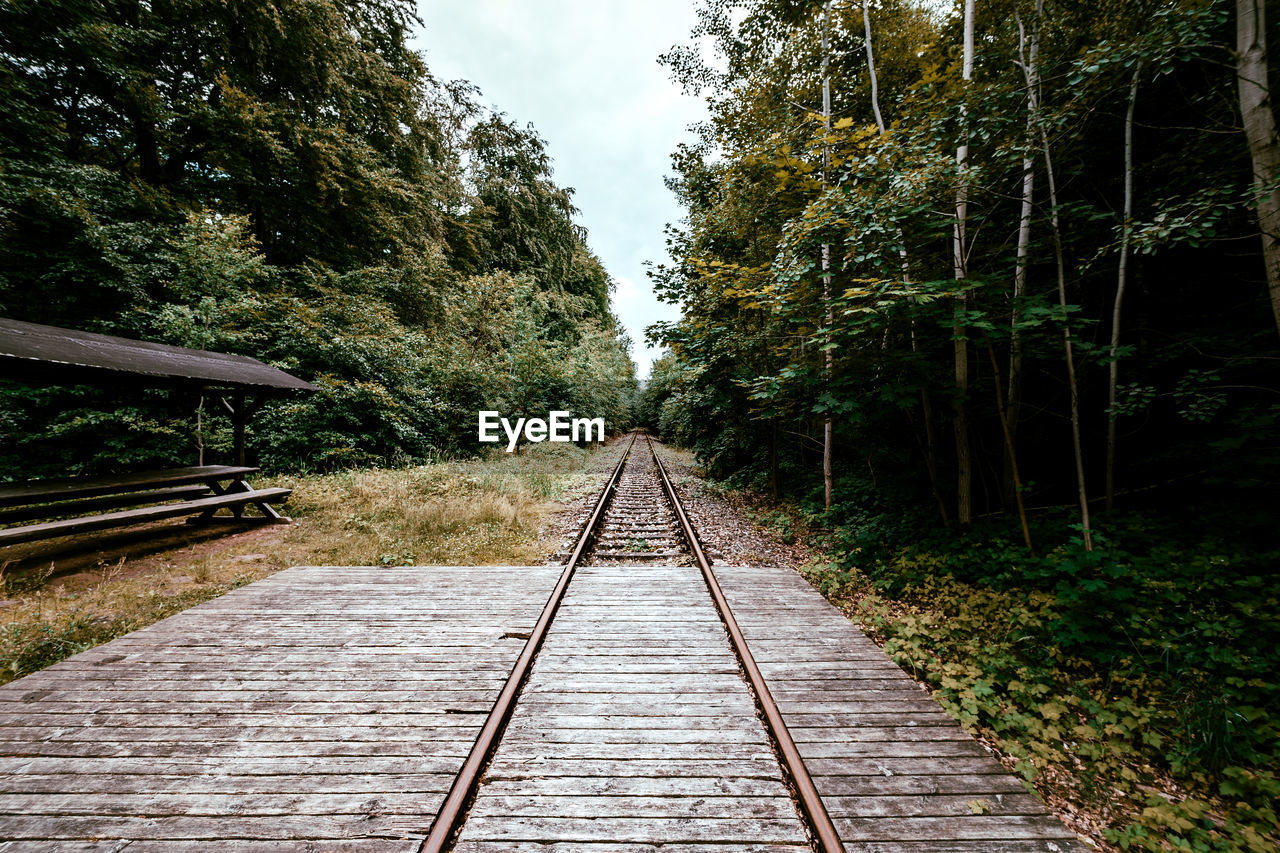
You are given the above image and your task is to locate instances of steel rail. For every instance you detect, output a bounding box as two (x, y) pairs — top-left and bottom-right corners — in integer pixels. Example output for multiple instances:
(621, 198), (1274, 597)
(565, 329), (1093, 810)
(419, 433), (636, 853)
(647, 437), (844, 853)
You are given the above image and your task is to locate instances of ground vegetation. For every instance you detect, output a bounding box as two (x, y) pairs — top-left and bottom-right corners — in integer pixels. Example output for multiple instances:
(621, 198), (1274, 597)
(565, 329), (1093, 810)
(0, 441), (604, 683)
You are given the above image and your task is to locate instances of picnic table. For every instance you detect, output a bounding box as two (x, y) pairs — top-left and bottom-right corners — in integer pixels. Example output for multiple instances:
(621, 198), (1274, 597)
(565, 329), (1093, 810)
(0, 465), (292, 548)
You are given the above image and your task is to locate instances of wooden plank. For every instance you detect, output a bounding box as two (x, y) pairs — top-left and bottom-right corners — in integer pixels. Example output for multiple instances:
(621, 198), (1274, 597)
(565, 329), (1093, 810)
(0, 549), (1090, 851)
(479, 726), (769, 744)
(0, 486), (211, 524)
(0, 774), (458, 795)
(0, 466), (258, 507)
(0, 713), (487, 727)
(784, 775), (1031, 798)
(0, 564), (565, 845)
(0, 792), (449, 816)
(821, 793), (1050, 818)
(839, 843), (1078, 853)
(453, 845), (810, 853)
(0, 741), (480, 759)
(0, 488), (291, 545)
(454, 563), (810, 848)
(458, 816), (807, 844)
(477, 777), (793, 798)
(467, 795), (802, 820)
(483, 742), (777, 761)
(833, 815), (1079, 841)
(710, 562), (1089, 851)
(0, 814), (433, 840)
(119, 844), (416, 853)
(0, 844), (416, 853)
(0, 726), (482, 743)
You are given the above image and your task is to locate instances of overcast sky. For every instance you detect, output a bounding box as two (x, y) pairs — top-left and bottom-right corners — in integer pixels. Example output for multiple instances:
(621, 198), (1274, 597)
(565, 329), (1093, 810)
(411, 0), (707, 380)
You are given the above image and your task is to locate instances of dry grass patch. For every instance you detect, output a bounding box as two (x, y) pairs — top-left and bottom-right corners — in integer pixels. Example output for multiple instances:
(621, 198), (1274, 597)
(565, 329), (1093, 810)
(0, 441), (608, 684)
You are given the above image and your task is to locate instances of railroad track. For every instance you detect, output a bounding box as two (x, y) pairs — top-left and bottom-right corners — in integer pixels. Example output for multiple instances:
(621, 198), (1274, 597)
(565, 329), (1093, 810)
(421, 432), (843, 852)
(583, 440), (683, 564)
(0, 432), (1087, 850)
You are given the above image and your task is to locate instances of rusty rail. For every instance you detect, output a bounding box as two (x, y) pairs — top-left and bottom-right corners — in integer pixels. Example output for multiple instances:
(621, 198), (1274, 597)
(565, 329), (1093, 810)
(647, 437), (844, 853)
(419, 433), (636, 853)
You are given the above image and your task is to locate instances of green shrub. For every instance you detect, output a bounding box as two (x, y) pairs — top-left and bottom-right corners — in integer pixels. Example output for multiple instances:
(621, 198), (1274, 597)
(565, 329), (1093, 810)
(810, 514), (1280, 853)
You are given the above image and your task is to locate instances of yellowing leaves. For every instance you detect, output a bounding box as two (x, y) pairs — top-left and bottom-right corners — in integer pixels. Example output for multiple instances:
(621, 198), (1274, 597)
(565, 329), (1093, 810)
(967, 799), (992, 815)
(1039, 701), (1068, 721)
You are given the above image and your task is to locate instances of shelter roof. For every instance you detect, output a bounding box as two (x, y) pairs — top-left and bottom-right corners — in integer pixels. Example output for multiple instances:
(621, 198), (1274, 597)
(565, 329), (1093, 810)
(0, 318), (317, 394)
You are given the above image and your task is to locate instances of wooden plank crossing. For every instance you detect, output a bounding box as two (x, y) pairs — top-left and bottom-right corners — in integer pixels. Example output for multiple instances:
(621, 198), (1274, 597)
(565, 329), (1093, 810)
(0, 564), (566, 851)
(453, 562), (811, 851)
(0, 559), (1088, 851)
(712, 563), (1086, 853)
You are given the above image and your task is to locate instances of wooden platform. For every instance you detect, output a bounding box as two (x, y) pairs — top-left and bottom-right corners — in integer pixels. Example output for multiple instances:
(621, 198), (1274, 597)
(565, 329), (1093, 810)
(0, 565), (566, 851)
(714, 563), (1086, 853)
(454, 563), (810, 850)
(0, 563), (1086, 851)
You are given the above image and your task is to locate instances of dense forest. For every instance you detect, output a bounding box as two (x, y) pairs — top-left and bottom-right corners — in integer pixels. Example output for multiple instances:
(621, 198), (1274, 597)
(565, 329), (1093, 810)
(0, 0), (637, 474)
(640, 0), (1280, 850)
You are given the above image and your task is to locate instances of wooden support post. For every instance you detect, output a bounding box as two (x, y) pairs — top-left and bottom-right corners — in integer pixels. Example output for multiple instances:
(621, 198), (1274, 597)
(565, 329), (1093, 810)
(219, 393), (252, 468)
(233, 393), (246, 468)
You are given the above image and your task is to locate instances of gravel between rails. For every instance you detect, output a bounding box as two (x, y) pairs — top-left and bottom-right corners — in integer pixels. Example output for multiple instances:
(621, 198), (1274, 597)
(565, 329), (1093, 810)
(651, 443), (819, 570)
(536, 434), (818, 571)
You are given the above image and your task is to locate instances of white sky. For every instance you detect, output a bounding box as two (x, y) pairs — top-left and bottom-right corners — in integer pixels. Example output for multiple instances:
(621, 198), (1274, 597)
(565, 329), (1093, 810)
(411, 0), (709, 380)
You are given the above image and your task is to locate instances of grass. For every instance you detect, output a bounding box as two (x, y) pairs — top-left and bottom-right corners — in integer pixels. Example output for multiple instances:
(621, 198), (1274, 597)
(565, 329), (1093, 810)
(0, 441), (612, 685)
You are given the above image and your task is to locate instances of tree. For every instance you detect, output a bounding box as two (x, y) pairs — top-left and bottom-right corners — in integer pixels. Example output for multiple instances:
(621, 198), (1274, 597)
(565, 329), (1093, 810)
(952, 0), (976, 528)
(821, 0), (835, 510)
(0, 0), (638, 474)
(1106, 63), (1142, 510)
(656, 0), (1274, 573)
(1236, 0), (1280, 334)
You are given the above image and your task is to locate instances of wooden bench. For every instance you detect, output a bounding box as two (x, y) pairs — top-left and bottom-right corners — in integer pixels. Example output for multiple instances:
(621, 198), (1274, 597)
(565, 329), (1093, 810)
(0, 466), (292, 548)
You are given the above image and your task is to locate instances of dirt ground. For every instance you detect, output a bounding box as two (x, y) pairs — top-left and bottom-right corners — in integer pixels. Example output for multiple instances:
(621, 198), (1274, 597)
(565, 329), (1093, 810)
(2, 516), (290, 599)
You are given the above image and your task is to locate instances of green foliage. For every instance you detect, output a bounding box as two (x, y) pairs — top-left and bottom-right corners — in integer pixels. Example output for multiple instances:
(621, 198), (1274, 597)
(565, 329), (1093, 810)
(806, 510), (1280, 853)
(653, 2), (1280, 848)
(650, 0), (1278, 509)
(0, 0), (636, 474)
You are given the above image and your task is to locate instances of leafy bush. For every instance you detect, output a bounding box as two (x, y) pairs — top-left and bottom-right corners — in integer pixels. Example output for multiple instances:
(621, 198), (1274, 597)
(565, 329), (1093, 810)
(811, 514), (1280, 853)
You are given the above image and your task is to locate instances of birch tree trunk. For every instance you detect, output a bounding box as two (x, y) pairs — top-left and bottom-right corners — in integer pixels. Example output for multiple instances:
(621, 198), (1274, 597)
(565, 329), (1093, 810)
(821, 0), (834, 510)
(863, 0), (886, 135)
(952, 0), (976, 527)
(1106, 63), (1142, 511)
(1236, 0), (1280, 334)
(1008, 11), (1038, 492)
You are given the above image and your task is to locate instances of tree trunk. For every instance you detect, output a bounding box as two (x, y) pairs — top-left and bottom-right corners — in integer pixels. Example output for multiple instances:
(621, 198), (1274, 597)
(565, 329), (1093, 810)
(865, 0), (944, 529)
(1007, 10), (1039, 503)
(770, 423), (780, 499)
(864, 0), (915, 290)
(1106, 63), (1142, 511)
(1236, 0), (1280, 334)
(1028, 0), (1094, 550)
(821, 0), (835, 510)
(863, 0), (886, 135)
(952, 0), (976, 528)
(986, 340), (1034, 553)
